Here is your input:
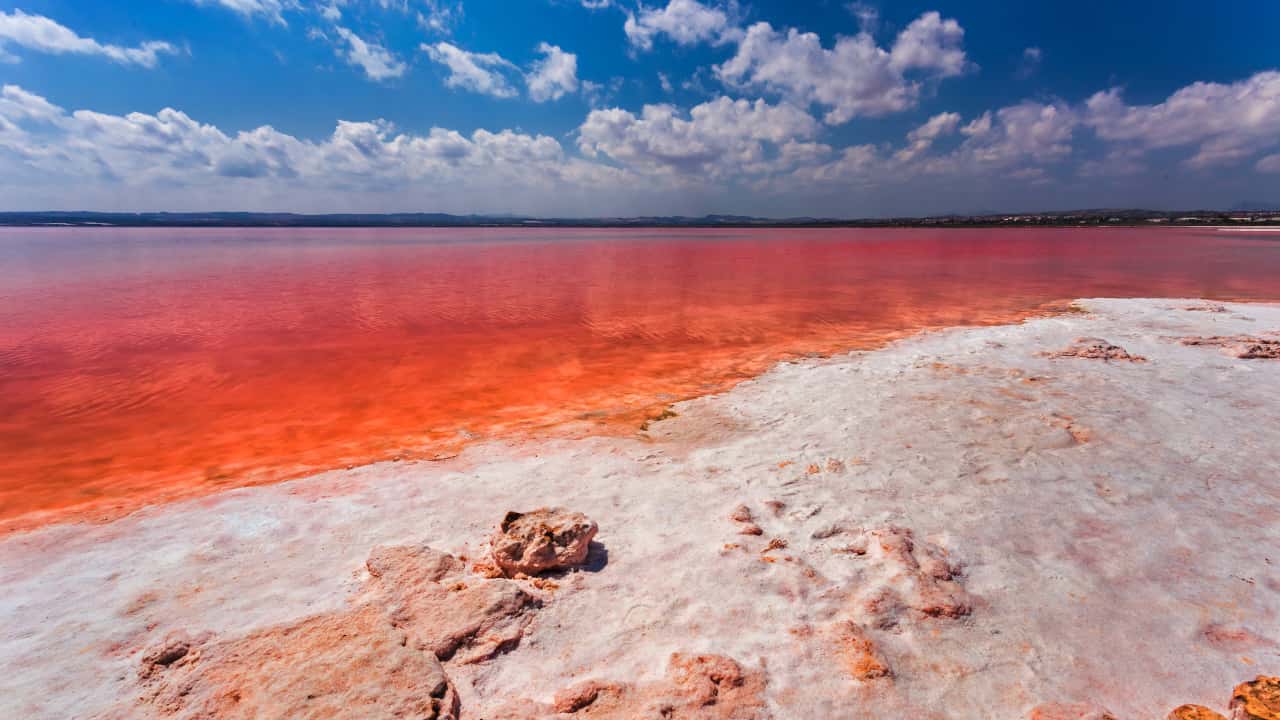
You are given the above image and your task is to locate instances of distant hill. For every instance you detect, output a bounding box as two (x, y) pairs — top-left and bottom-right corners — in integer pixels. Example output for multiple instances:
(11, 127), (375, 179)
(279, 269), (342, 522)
(1, 208), (1278, 228)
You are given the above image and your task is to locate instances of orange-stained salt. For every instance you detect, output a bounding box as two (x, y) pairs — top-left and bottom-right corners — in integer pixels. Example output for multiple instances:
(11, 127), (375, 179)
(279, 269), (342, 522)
(1, 226), (1278, 532)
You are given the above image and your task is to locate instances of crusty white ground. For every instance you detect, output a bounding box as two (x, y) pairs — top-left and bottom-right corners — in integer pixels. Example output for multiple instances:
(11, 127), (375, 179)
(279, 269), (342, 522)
(2, 298), (1278, 719)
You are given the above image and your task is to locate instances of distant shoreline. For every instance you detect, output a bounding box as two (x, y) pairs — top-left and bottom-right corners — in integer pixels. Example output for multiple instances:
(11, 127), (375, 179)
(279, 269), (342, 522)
(2, 209), (1279, 229)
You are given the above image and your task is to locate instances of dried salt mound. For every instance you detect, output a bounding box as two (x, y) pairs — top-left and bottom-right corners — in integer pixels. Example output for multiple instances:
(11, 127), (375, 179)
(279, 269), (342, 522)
(1231, 676), (1280, 720)
(363, 543), (539, 664)
(493, 653), (769, 719)
(119, 606), (459, 720)
(1047, 337), (1147, 362)
(1168, 705), (1227, 720)
(841, 526), (972, 625)
(1180, 336), (1280, 359)
(492, 508), (599, 577)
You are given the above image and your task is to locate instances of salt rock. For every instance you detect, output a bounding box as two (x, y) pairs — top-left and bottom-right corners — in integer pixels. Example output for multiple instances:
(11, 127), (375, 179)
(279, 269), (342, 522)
(1167, 705), (1227, 720)
(126, 606), (459, 720)
(365, 542), (539, 664)
(729, 504), (765, 535)
(495, 653), (769, 719)
(1049, 337), (1146, 362)
(1231, 676), (1280, 720)
(831, 621), (891, 681)
(1180, 336), (1280, 360)
(1029, 702), (1118, 720)
(848, 526), (972, 625)
(491, 508), (598, 577)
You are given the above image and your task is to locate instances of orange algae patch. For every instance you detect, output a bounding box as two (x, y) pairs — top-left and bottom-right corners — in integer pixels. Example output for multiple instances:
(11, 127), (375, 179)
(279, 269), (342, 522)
(2, 225), (1279, 533)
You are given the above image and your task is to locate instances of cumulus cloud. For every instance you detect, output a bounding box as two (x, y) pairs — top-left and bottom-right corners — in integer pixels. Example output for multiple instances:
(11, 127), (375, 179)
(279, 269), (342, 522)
(422, 42), (518, 98)
(716, 11), (970, 124)
(625, 0), (732, 51)
(525, 43), (578, 102)
(333, 26), (406, 81)
(895, 111), (960, 162)
(578, 96), (818, 177)
(785, 99), (1079, 188)
(957, 101), (1078, 167)
(888, 12), (968, 77)
(0, 83), (632, 212)
(0, 9), (177, 68)
(1085, 71), (1280, 168)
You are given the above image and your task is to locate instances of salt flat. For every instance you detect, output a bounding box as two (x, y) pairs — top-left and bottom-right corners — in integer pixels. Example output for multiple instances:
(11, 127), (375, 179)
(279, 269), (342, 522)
(2, 298), (1278, 719)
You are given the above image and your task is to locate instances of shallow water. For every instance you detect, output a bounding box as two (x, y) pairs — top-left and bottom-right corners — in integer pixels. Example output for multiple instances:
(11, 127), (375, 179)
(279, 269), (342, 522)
(1, 226), (1277, 530)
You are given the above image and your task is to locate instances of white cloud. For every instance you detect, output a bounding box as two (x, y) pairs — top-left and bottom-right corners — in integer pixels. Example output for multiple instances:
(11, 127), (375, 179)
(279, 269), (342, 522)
(785, 100), (1078, 188)
(581, 0), (612, 8)
(1085, 71), (1280, 169)
(525, 43), (578, 102)
(189, 0), (292, 24)
(417, 0), (461, 34)
(578, 96), (818, 177)
(334, 26), (406, 81)
(625, 0), (731, 51)
(1258, 154), (1280, 174)
(895, 111), (960, 161)
(0, 9), (177, 68)
(716, 11), (970, 124)
(888, 12), (968, 77)
(949, 101), (1078, 169)
(0, 84), (632, 213)
(422, 42), (518, 98)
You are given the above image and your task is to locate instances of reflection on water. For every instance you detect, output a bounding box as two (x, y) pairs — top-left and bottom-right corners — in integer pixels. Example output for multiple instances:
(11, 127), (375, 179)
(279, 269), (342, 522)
(1, 226), (1277, 530)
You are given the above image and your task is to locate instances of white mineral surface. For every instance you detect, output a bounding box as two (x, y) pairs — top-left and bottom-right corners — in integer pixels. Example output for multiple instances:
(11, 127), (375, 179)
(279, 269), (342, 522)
(2, 298), (1278, 719)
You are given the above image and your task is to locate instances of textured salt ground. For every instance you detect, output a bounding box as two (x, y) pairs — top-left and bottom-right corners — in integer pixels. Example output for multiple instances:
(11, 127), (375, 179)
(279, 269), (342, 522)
(2, 298), (1279, 719)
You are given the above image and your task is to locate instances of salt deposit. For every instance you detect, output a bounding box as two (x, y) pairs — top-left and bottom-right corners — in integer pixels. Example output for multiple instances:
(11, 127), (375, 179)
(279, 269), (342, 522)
(2, 298), (1278, 719)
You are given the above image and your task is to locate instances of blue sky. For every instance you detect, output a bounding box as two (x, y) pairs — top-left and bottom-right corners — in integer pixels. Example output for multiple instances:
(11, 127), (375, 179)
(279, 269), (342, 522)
(1, 0), (1278, 216)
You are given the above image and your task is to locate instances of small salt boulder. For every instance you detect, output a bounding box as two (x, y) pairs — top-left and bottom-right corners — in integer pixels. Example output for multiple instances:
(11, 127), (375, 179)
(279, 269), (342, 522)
(492, 508), (598, 577)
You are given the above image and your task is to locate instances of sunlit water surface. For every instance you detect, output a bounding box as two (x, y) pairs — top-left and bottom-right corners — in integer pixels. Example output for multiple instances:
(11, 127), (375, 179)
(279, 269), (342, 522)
(2, 226), (1278, 531)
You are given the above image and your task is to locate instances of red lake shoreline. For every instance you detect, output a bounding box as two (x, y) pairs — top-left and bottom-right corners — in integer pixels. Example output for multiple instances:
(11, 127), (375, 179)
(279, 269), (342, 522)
(2, 226), (1278, 534)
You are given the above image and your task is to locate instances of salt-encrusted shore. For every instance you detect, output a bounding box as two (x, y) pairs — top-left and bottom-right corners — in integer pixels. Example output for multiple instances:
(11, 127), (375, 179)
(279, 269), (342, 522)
(2, 298), (1279, 719)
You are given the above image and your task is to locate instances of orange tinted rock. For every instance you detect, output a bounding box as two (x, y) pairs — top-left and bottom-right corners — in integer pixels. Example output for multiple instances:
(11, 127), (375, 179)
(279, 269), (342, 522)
(364, 542), (539, 664)
(128, 606), (459, 720)
(1168, 705), (1227, 720)
(831, 621), (891, 681)
(491, 508), (598, 577)
(1029, 702), (1118, 720)
(552, 680), (628, 714)
(1231, 676), (1280, 720)
(1048, 337), (1146, 362)
(495, 653), (768, 719)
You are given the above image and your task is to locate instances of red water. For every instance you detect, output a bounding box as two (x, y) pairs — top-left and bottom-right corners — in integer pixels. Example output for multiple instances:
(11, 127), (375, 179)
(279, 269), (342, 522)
(1, 226), (1278, 532)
